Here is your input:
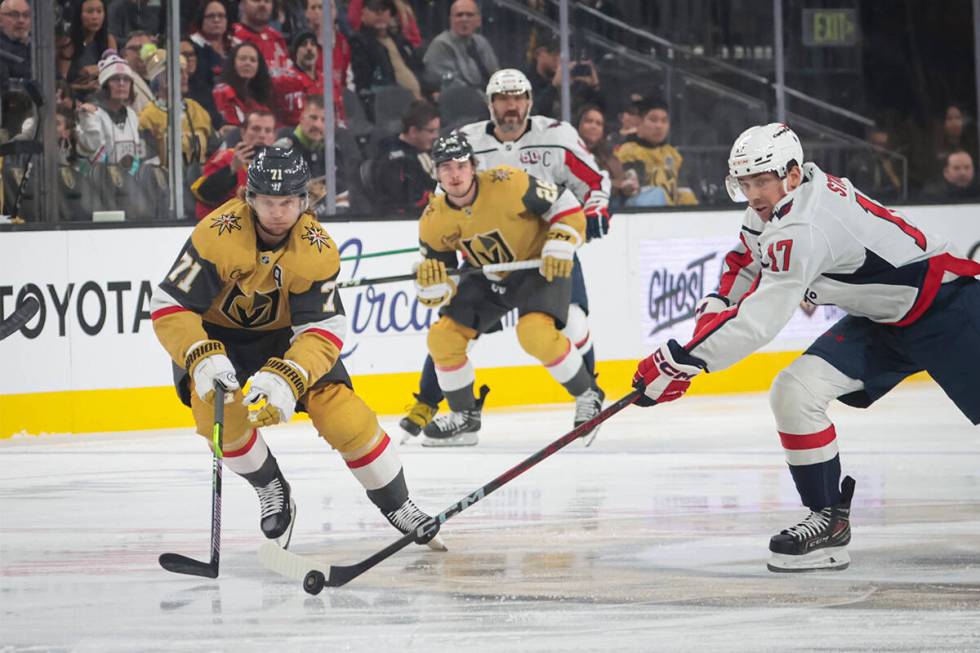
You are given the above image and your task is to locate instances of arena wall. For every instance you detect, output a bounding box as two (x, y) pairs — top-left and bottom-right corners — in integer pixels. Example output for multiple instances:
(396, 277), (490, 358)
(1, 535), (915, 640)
(2, 205), (978, 437)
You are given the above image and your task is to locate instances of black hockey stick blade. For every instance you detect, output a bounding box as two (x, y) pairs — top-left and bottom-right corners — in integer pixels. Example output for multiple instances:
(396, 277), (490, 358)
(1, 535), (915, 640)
(159, 384), (225, 578)
(158, 552), (219, 578)
(0, 296), (40, 341)
(302, 390), (643, 593)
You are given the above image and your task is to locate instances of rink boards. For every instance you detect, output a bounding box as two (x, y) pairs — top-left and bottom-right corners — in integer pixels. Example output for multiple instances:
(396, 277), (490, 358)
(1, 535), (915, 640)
(2, 205), (978, 437)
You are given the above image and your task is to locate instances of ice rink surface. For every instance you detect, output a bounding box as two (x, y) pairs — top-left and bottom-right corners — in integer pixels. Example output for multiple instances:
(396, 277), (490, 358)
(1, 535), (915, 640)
(2, 382), (979, 652)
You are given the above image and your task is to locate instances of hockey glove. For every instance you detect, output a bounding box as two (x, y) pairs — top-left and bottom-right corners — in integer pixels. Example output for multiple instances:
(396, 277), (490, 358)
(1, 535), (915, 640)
(632, 339), (705, 407)
(692, 293), (731, 339)
(244, 358), (308, 426)
(540, 225), (579, 282)
(186, 340), (240, 404)
(584, 203), (610, 242)
(414, 258), (457, 308)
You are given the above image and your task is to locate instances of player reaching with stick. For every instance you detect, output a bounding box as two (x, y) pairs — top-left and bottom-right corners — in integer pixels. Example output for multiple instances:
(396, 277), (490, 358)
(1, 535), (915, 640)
(632, 123), (980, 572)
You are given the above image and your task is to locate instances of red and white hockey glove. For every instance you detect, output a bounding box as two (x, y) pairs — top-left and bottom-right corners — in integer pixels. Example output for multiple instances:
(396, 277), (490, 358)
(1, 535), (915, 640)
(584, 203), (610, 242)
(692, 293), (731, 339)
(632, 339), (704, 407)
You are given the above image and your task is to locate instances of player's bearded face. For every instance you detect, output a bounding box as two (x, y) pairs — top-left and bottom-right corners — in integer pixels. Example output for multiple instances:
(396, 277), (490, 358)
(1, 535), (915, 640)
(492, 94), (530, 133)
(252, 194), (305, 236)
(437, 160), (476, 197)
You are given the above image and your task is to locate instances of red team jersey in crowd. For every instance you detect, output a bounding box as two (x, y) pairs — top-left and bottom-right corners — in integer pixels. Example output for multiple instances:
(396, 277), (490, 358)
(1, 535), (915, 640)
(192, 148), (248, 220)
(231, 22), (292, 74)
(212, 83), (273, 127)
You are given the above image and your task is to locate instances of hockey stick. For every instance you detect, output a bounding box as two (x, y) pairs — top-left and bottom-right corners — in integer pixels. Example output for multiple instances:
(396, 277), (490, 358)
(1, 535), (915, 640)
(159, 383), (225, 578)
(327, 259), (543, 291)
(339, 247), (417, 262)
(287, 389), (642, 593)
(0, 296), (40, 341)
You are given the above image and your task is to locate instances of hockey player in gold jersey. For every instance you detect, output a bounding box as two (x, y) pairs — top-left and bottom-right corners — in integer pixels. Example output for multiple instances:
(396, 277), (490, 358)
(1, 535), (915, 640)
(150, 147), (443, 550)
(415, 133), (604, 446)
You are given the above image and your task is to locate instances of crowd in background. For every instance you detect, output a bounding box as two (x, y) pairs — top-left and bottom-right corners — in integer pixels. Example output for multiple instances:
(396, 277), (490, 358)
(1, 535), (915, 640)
(1, 0), (980, 223)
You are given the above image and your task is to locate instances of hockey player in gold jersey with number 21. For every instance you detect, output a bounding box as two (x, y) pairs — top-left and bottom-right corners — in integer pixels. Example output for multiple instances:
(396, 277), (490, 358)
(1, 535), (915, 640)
(150, 147), (444, 553)
(415, 133), (604, 447)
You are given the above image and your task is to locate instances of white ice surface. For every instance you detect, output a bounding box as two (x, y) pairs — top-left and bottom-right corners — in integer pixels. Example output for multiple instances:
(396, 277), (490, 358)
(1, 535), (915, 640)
(2, 383), (979, 652)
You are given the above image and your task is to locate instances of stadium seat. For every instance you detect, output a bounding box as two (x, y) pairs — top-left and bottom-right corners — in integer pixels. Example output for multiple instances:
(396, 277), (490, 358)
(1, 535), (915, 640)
(0, 163), (35, 221)
(439, 86), (488, 127)
(57, 166), (97, 221)
(135, 164), (172, 220)
(342, 87), (371, 137)
(371, 85), (415, 134)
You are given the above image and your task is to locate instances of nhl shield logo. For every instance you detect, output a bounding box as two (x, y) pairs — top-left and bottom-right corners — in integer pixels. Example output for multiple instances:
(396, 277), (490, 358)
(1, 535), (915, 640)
(461, 230), (515, 266)
(220, 285), (281, 328)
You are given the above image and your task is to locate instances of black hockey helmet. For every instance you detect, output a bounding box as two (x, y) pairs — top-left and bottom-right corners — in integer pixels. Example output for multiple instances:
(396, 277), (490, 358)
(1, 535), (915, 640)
(431, 132), (474, 165)
(246, 146), (310, 201)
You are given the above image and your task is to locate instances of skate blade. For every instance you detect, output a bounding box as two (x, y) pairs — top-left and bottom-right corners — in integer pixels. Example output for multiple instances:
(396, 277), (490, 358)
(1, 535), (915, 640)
(420, 433), (479, 447)
(767, 546), (850, 573)
(273, 497), (297, 550)
(582, 424), (601, 447)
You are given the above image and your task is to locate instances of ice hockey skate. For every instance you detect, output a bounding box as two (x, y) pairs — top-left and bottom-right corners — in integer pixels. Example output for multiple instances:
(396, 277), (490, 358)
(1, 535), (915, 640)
(398, 395), (438, 441)
(420, 408), (481, 447)
(767, 476), (855, 572)
(384, 498), (447, 551)
(255, 473), (296, 550)
(574, 385), (605, 445)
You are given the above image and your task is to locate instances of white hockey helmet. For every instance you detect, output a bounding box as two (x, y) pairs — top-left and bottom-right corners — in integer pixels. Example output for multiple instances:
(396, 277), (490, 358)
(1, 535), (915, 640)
(725, 123), (804, 201)
(485, 68), (533, 124)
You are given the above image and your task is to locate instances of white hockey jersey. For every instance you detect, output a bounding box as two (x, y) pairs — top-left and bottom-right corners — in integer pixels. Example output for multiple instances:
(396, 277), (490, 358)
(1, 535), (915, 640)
(457, 115), (611, 212)
(690, 162), (980, 372)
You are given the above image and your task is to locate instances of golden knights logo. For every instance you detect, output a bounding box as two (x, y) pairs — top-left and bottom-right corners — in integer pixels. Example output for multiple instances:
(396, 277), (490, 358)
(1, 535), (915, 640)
(210, 213), (242, 236)
(301, 223), (331, 253)
(220, 285), (281, 328)
(489, 168), (512, 183)
(460, 230), (515, 266)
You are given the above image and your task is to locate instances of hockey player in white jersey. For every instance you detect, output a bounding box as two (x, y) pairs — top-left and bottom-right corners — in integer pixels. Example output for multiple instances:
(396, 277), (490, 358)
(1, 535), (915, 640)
(400, 69), (612, 441)
(632, 123), (980, 572)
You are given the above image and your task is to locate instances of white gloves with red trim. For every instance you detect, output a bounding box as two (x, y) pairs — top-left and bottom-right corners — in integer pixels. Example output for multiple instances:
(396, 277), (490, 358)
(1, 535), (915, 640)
(692, 293), (731, 339)
(632, 339), (705, 407)
(584, 203), (610, 241)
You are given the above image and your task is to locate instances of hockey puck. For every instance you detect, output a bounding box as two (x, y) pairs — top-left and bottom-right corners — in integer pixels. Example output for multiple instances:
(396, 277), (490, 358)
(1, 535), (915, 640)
(303, 569), (326, 595)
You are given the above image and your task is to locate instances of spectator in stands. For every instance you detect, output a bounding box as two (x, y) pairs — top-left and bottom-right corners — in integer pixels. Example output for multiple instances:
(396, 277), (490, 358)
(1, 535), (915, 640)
(139, 49), (214, 169)
(76, 51), (144, 174)
(232, 0), (292, 75)
(347, 0), (422, 48)
(349, 0), (425, 120)
(304, 0), (323, 34)
(922, 149), (980, 202)
(575, 104), (635, 205)
(614, 99), (697, 206)
(0, 0), (32, 88)
(107, 0), (161, 44)
(191, 108), (276, 219)
(271, 30), (324, 129)
(189, 1), (234, 127)
(925, 103), (979, 186)
(368, 99), (439, 212)
(611, 96), (642, 146)
(846, 126), (903, 202)
(56, 106), (81, 167)
(61, 0), (117, 102)
(273, 0), (309, 42)
(213, 42), (274, 128)
(56, 79), (76, 114)
(120, 31), (155, 114)
(423, 0), (498, 92)
(524, 32), (560, 119)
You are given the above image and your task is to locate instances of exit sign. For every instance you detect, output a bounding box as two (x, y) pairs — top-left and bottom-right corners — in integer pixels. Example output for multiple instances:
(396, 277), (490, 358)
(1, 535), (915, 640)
(802, 9), (859, 47)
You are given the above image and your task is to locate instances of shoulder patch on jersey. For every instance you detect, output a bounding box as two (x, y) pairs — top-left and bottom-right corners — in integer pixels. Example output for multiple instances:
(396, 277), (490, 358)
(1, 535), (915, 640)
(300, 222), (332, 253)
(210, 212), (243, 236)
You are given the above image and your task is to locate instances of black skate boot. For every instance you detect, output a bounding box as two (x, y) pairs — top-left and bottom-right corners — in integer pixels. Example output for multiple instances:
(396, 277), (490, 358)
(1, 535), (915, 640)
(398, 394), (438, 440)
(255, 473), (297, 549)
(384, 498), (447, 551)
(420, 385), (488, 447)
(574, 384), (605, 446)
(767, 475), (855, 572)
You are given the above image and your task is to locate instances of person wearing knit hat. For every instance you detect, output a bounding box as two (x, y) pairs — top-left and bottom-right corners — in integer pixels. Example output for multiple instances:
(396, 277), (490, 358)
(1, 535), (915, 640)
(138, 48), (215, 170)
(76, 49), (144, 174)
